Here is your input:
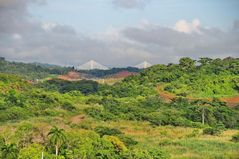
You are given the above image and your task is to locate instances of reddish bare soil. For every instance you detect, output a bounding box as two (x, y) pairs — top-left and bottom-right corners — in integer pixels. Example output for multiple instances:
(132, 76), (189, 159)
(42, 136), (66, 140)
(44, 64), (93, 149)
(109, 71), (138, 78)
(58, 71), (82, 81)
(221, 96), (239, 107)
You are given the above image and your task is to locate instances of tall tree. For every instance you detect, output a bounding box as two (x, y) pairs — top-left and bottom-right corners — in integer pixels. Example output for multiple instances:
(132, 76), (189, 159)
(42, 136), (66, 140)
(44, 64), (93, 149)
(198, 57), (213, 66)
(47, 127), (66, 159)
(179, 57), (196, 70)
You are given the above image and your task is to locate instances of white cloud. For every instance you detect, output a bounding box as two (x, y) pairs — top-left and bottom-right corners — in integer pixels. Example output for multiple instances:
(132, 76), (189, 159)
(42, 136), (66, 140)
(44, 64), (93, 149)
(42, 22), (57, 31)
(113, 0), (151, 9)
(12, 33), (22, 40)
(174, 19), (201, 34)
(0, 0), (238, 66)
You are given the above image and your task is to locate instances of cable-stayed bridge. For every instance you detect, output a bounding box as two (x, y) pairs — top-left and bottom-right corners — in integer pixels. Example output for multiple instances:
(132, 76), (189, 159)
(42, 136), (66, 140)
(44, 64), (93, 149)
(75, 60), (152, 70)
(75, 60), (109, 70)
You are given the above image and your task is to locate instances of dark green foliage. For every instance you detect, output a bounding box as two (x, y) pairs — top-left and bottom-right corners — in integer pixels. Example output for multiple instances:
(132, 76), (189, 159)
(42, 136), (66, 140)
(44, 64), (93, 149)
(86, 96), (102, 104)
(0, 59), (72, 80)
(179, 57), (196, 71)
(94, 126), (122, 137)
(40, 79), (99, 95)
(116, 135), (138, 147)
(231, 133), (239, 142)
(47, 126), (67, 157)
(85, 96), (239, 129)
(85, 107), (117, 121)
(1, 143), (19, 159)
(78, 67), (140, 78)
(203, 127), (220, 135)
(203, 123), (225, 136)
(61, 101), (75, 111)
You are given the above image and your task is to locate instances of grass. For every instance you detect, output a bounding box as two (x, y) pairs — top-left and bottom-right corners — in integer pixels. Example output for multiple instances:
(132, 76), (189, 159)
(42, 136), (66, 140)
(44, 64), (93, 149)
(1, 112), (239, 159)
(73, 117), (239, 158)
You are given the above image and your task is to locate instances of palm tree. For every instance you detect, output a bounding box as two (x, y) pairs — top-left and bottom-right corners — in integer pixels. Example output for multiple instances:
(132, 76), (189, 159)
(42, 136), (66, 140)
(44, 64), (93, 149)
(1, 143), (19, 159)
(47, 126), (67, 159)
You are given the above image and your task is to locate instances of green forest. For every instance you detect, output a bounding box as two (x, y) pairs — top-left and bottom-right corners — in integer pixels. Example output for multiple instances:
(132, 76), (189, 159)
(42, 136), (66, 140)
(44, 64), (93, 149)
(0, 57), (239, 159)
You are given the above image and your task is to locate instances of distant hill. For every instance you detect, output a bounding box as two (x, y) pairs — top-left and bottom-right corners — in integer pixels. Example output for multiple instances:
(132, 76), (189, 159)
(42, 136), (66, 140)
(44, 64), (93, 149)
(0, 57), (73, 80)
(0, 58), (142, 80)
(77, 67), (141, 78)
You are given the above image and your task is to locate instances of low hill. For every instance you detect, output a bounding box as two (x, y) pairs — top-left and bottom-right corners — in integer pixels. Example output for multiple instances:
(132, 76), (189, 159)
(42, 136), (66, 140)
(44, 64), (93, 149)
(0, 57), (72, 80)
(77, 67), (140, 78)
(106, 57), (239, 99)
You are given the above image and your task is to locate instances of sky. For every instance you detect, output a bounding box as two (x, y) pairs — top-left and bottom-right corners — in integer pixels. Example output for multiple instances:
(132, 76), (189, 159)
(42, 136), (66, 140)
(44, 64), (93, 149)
(0, 0), (239, 67)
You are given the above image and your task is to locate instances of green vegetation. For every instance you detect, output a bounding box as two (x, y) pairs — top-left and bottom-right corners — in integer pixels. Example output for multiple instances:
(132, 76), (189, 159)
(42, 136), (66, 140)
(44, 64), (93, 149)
(105, 57), (239, 98)
(231, 133), (239, 142)
(39, 78), (99, 95)
(78, 67), (140, 78)
(0, 57), (239, 158)
(0, 57), (72, 80)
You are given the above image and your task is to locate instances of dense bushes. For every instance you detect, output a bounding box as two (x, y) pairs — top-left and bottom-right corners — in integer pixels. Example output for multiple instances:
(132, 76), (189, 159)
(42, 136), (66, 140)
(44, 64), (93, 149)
(0, 77), (78, 122)
(85, 96), (239, 129)
(203, 127), (222, 136)
(40, 79), (99, 95)
(94, 126), (138, 147)
(94, 126), (123, 137)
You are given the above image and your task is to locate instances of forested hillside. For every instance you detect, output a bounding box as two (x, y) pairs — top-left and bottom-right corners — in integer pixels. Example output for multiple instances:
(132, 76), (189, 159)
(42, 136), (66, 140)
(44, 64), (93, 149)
(106, 57), (239, 98)
(0, 57), (72, 80)
(78, 67), (140, 78)
(0, 57), (239, 158)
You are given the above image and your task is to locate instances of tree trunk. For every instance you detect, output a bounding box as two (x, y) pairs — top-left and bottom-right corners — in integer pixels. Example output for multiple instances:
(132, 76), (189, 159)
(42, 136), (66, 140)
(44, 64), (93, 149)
(55, 145), (58, 159)
(202, 108), (205, 125)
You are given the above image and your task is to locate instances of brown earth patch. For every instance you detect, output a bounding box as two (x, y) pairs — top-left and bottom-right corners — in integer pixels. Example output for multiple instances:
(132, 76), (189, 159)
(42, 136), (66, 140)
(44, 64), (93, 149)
(109, 71), (138, 78)
(58, 71), (82, 81)
(70, 114), (85, 124)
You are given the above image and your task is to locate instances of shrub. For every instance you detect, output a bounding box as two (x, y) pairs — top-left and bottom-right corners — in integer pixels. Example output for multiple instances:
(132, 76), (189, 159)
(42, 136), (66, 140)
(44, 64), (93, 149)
(148, 148), (170, 159)
(18, 144), (53, 159)
(203, 123), (225, 136)
(86, 96), (102, 105)
(128, 149), (152, 159)
(123, 148), (170, 159)
(186, 129), (200, 138)
(117, 135), (138, 147)
(203, 127), (221, 136)
(104, 136), (127, 152)
(231, 133), (239, 142)
(61, 101), (75, 111)
(84, 107), (116, 121)
(94, 126), (122, 137)
(164, 86), (173, 92)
